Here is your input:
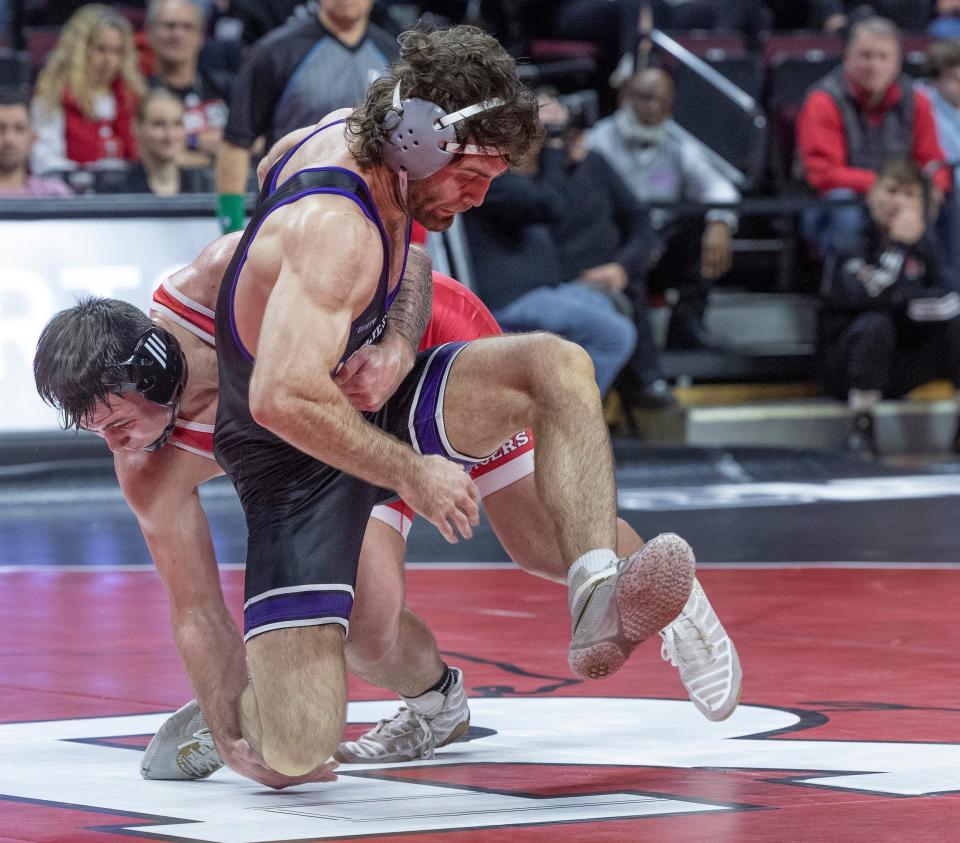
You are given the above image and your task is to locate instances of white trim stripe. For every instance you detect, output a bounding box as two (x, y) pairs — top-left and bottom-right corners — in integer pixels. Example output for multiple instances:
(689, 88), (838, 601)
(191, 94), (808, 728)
(473, 449), (535, 498)
(174, 419), (215, 433)
(150, 302), (216, 346)
(243, 583), (355, 610)
(370, 504), (413, 540)
(434, 342), (478, 463)
(407, 344), (449, 456)
(244, 616), (349, 642)
(161, 277), (215, 318)
(169, 440), (215, 461)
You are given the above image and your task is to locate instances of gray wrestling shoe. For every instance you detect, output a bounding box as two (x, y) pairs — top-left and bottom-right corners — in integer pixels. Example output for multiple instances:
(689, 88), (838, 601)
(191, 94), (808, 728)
(660, 577), (742, 721)
(335, 668), (470, 763)
(141, 699), (224, 780)
(568, 533), (696, 680)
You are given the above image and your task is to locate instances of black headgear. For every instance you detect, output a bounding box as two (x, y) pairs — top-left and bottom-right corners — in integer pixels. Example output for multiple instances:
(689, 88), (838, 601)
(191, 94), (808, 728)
(111, 327), (185, 406)
(109, 327), (187, 451)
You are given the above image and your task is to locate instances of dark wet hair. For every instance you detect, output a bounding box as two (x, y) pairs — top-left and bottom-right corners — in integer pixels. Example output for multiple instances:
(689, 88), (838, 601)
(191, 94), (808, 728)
(34, 297), (154, 430)
(346, 25), (543, 169)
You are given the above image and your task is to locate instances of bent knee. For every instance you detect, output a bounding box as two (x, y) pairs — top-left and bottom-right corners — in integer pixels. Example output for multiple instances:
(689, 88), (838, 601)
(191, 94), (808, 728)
(344, 621), (398, 671)
(261, 720), (342, 777)
(524, 332), (596, 383)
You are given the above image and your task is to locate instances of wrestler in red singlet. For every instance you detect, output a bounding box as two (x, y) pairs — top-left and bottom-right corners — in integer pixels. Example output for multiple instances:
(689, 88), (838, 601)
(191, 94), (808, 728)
(151, 270), (534, 536)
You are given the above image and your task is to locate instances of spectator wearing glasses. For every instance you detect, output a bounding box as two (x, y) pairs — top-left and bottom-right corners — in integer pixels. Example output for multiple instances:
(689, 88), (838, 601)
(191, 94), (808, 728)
(146, 0), (228, 168)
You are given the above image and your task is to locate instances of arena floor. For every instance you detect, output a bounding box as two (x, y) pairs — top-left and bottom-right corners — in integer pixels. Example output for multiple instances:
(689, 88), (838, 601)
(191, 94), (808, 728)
(1, 445), (958, 842)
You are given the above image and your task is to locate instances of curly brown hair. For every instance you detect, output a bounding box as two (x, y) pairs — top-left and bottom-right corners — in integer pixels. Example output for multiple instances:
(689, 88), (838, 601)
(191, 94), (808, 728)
(346, 25), (543, 170)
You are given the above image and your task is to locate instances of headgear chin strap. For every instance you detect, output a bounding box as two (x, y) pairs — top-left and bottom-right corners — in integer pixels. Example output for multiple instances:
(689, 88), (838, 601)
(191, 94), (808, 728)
(109, 327), (187, 451)
(381, 81), (506, 181)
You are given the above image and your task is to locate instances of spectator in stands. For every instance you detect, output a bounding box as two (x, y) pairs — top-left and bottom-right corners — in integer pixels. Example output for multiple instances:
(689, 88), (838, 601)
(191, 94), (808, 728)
(31, 4), (145, 176)
(765, 0), (849, 32)
(0, 88), (72, 197)
(797, 16), (949, 256)
(217, 0), (299, 45)
(146, 0), (228, 168)
(820, 159), (960, 454)
(103, 88), (207, 195)
(835, 1), (934, 33)
(543, 92), (675, 408)
(918, 39), (960, 268)
(588, 67), (739, 349)
(929, 0), (960, 39)
(463, 97), (638, 398)
(214, 0), (397, 233)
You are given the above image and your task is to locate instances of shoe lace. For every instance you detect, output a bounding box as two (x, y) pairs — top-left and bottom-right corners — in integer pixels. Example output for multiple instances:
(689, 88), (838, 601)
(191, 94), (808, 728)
(660, 614), (714, 671)
(177, 727), (222, 777)
(366, 706), (437, 759)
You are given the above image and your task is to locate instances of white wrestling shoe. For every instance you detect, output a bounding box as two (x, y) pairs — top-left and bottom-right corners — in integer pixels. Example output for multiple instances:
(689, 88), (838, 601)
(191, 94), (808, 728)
(141, 699), (224, 780)
(660, 577), (742, 721)
(336, 668), (470, 763)
(568, 533), (696, 680)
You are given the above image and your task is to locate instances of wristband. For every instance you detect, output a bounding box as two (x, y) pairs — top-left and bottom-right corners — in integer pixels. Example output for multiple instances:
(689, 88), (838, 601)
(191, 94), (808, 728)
(216, 192), (246, 233)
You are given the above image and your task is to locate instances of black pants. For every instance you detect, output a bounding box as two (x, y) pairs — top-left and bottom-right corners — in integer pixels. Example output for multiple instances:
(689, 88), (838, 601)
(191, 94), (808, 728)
(616, 218), (714, 396)
(822, 311), (960, 398)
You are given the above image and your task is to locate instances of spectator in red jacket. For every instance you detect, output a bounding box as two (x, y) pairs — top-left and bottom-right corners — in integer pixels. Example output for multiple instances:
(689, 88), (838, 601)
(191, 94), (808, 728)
(30, 4), (145, 176)
(797, 16), (949, 254)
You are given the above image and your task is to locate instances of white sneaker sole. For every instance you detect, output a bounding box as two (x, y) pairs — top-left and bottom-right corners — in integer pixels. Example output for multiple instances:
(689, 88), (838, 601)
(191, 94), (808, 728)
(568, 533), (696, 680)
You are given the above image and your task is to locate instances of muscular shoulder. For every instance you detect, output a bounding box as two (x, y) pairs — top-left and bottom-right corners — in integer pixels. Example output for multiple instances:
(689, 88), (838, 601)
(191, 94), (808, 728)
(263, 195), (384, 309)
(165, 231), (241, 311)
(115, 446), (216, 521)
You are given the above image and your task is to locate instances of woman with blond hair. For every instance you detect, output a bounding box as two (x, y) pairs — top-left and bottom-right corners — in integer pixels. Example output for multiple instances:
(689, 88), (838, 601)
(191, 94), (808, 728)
(31, 4), (145, 175)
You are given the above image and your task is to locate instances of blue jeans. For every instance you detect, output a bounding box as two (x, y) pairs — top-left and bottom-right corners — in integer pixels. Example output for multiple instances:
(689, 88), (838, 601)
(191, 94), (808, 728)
(494, 284), (638, 395)
(802, 188), (866, 256)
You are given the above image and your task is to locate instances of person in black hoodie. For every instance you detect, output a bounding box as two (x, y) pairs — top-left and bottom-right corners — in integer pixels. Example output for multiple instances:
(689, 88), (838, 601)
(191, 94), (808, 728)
(463, 94), (641, 398)
(820, 158), (960, 454)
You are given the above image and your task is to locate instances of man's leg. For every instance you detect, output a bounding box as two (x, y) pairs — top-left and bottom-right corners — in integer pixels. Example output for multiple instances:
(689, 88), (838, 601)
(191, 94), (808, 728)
(338, 515), (469, 763)
(438, 333), (694, 678)
(482, 472), (641, 583)
(242, 626), (347, 776)
(345, 518), (443, 695)
(484, 472), (742, 720)
(495, 285), (637, 396)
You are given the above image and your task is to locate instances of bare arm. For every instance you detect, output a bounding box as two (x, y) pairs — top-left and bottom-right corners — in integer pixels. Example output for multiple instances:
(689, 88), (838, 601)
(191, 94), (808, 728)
(115, 449), (246, 743)
(333, 244), (433, 411)
(249, 205), (478, 542)
(215, 139), (252, 195)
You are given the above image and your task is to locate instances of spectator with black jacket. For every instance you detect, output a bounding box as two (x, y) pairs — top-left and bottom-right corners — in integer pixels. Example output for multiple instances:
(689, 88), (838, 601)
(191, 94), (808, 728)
(214, 0), (397, 232)
(820, 159), (960, 454)
(463, 96), (639, 398)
